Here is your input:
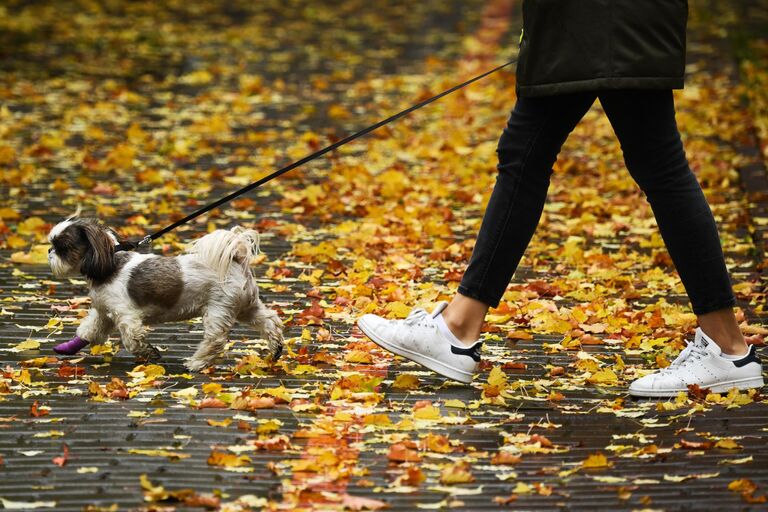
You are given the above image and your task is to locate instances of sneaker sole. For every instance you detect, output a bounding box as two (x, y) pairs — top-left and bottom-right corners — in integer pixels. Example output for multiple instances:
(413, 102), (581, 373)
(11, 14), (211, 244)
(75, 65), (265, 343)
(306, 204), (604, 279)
(629, 376), (765, 398)
(357, 317), (475, 384)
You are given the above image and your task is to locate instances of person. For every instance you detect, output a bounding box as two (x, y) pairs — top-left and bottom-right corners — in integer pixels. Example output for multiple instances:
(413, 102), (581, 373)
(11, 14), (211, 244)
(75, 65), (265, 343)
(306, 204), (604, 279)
(357, 0), (764, 397)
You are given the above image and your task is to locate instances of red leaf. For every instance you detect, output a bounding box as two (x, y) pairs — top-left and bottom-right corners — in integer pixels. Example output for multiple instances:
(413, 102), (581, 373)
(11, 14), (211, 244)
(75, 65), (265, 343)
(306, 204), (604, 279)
(58, 363), (85, 378)
(30, 400), (49, 417)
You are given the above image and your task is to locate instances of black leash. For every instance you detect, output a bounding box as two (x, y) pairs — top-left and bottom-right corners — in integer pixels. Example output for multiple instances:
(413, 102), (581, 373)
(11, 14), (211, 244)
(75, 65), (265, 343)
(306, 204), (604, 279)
(119, 58), (517, 251)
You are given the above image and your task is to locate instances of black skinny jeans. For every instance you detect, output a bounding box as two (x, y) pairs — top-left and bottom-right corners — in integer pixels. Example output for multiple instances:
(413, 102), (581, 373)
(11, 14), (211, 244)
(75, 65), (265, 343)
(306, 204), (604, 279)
(458, 90), (736, 315)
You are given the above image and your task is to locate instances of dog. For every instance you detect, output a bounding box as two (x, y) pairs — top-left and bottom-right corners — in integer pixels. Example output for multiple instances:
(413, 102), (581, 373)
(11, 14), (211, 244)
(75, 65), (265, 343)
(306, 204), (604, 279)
(47, 217), (283, 371)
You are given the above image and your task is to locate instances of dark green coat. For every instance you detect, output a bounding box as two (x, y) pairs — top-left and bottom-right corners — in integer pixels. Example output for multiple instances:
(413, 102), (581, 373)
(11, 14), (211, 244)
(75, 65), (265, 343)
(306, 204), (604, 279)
(516, 0), (688, 97)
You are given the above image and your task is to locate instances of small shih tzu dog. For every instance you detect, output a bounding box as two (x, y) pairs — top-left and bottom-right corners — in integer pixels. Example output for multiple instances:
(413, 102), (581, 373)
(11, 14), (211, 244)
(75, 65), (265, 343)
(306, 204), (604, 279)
(47, 217), (283, 371)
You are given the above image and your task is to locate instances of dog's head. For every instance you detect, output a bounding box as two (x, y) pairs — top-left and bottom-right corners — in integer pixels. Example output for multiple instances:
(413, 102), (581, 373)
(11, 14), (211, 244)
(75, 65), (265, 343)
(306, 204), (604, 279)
(48, 218), (119, 282)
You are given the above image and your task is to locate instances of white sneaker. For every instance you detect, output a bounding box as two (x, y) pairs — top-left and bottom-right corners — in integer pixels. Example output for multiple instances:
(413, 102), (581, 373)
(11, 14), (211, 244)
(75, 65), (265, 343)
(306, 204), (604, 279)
(629, 327), (764, 397)
(357, 302), (481, 384)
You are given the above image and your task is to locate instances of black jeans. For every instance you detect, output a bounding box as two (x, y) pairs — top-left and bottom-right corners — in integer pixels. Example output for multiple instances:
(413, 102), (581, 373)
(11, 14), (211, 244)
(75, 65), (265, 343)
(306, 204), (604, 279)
(458, 90), (736, 315)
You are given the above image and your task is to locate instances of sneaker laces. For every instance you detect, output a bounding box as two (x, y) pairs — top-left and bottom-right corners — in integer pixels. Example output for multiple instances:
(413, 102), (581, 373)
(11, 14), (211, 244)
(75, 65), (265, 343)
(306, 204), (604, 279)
(403, 308), (430, 328)
(662, 338), (708, 373)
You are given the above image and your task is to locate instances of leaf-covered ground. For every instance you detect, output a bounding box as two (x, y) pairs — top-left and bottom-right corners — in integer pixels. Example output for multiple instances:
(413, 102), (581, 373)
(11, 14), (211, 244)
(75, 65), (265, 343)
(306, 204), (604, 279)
(0, 0), (767, 510)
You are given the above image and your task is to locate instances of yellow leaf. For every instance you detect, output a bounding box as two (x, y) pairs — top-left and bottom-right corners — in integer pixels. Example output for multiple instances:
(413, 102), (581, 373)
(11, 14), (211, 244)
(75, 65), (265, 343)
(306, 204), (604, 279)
(392, 374), (420, 390)
(256, 419), (282, 434)
(202, 383), (223, 395)
(16, 217), (46, 236)
(140, 473), (168, 501)
(385, 301), (412, 318)
(443, 399), (467, 409)
(512, 482), (533, 494)
(719, 456), (753, 465)
(292, 364), (318, 375)
(180, 69), (213, 85)
(582, 452), (613, 469)
(439, 462), (474, 484)
(171, 386), (198, 399)
(18, 369), (31, 385)
(328, 104), (352, 119)
(586, 368), (619, 385)
(90, 342), (117, 356)
(0, 207), (21, 220)
(413, 404), (441, 421)
(363, 414), (392, 427)
(9, 339), (40, 352)
(33, 430), (65, 438)
(128, 449), (190, 460)
(0, 498), (56, 509)
(714, 439), (742, 450)
(728, 478), (757, 494)
(207, 418), (232, 428)
(345, 350), (374, 364)
(4, 235), (28, 249)
(261, 386), (292, 403)
(10, 245), (49, 264)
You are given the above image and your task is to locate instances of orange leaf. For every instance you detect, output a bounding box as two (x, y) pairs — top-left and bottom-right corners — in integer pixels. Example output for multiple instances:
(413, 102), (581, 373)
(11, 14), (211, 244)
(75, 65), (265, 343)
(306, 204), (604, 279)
(52, 444), (69, 467)
(207, 450), (251, 468)
(491, 451), (522, 465)
(340, 494), (389, 511)
(506, 330), (532, 340)
(439, 461), (474, 484)
(198, 398), (227, 409)
(387, 443), (422, 463)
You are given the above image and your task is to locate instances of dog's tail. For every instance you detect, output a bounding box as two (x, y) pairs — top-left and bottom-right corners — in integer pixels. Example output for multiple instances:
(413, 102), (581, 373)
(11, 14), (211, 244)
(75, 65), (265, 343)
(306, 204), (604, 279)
(185, 227), (260, 280)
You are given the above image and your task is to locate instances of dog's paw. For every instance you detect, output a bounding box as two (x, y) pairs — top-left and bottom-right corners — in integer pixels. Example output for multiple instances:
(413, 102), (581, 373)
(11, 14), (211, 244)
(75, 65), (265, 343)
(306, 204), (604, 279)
(266, 338), (283, 363)
(263, 312), (284, 363)
(135, 345), (162, 362)
(185, 357), (210, 372)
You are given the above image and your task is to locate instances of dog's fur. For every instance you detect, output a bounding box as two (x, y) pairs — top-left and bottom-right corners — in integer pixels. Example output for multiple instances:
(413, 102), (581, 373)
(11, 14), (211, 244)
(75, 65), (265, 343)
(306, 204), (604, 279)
(47, 218), (283, 371)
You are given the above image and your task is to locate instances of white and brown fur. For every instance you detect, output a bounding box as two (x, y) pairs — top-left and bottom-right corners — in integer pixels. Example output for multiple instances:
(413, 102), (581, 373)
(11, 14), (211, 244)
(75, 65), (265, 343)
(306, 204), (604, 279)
(47, 218), (283, 371)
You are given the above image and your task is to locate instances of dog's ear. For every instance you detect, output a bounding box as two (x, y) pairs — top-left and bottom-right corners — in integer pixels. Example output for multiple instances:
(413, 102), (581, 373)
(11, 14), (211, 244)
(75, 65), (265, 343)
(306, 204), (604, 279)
(78, 220), (116, 281)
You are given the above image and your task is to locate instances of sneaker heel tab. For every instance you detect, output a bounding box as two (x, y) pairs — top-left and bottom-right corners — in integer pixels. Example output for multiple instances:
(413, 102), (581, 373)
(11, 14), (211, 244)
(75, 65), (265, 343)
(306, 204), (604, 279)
(733, 345), (762, 368)
(450, 343), (482, 362)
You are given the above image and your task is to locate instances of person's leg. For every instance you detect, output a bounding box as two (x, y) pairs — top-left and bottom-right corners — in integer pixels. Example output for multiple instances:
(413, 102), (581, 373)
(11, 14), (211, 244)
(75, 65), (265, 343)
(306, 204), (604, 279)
(357, 92), (597, 383)
(445, 92), (597, 343)
(598, 90), (746, 355)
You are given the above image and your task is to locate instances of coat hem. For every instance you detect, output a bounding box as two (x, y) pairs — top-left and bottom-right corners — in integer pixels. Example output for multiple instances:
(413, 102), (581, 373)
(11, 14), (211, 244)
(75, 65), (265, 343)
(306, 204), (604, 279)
(516, 77), (685, 98)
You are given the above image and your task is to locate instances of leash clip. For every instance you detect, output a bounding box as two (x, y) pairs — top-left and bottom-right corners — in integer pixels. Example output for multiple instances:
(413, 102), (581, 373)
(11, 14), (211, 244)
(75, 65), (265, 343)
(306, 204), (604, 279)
(137, 235), (153, 248)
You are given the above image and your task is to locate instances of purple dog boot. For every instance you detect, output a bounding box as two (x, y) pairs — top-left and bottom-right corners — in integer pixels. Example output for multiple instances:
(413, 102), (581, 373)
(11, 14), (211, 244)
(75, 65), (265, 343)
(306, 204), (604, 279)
(53, 336), (89, 355)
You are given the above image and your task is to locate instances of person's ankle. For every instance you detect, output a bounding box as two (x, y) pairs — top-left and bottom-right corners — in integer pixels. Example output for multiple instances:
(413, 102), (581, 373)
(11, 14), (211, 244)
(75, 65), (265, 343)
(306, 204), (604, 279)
(441, 313), (481, 345)
(700, 327), (748, 356)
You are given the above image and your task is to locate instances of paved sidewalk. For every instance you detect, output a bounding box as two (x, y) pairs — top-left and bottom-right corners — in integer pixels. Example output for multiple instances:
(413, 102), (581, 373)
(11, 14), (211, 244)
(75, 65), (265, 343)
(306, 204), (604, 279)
(0, 1), (766, 510)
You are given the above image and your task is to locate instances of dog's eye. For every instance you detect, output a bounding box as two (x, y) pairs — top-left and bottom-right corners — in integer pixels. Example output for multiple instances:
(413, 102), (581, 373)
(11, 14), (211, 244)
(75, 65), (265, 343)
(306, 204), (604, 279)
(48, 247), (54, 254)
